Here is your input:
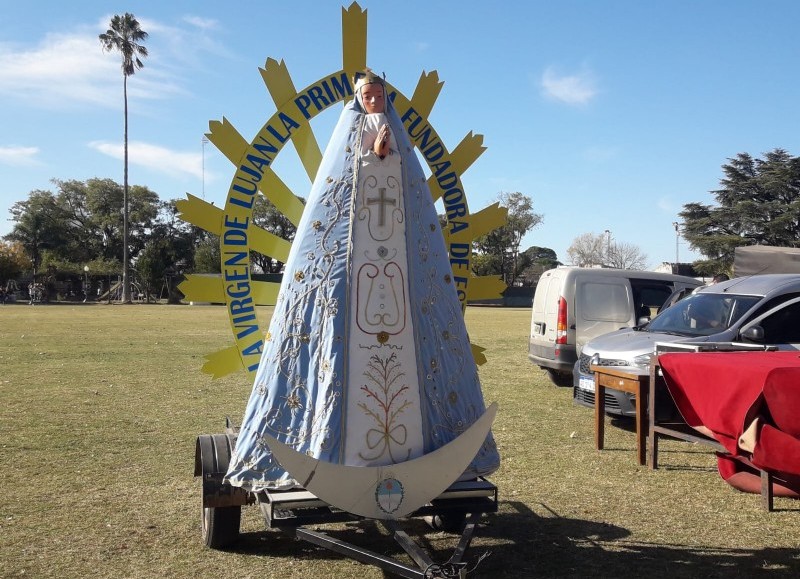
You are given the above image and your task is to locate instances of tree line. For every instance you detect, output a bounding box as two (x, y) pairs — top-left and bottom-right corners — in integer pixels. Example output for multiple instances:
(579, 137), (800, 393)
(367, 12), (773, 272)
(4, 147), (800, 299)
(0, 178), (295, 301)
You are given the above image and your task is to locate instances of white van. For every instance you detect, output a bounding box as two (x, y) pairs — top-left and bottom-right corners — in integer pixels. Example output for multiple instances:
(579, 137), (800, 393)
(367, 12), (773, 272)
(528, 267), (701, 385)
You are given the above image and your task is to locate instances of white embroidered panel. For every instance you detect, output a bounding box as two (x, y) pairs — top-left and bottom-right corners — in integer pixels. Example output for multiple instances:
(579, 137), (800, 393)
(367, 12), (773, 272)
(344, 113), (424, 466)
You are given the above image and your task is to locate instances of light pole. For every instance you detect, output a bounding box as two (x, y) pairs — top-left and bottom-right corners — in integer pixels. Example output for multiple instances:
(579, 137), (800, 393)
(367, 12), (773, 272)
(672, 222), (680, 271)
(202, 136), (209, 200)
(604, 229), (611, 266)
(83, 265), (89, 303)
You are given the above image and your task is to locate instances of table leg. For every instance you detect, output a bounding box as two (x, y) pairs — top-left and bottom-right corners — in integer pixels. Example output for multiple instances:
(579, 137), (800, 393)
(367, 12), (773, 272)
(648, 362), (658, 469)
(595, 378), (605, 451)
(761, 470), (774, 511)
(635, 383), (646, 466)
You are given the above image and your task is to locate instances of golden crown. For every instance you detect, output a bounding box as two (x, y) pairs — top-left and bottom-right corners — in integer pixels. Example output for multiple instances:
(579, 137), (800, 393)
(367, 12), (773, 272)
(354, 68), (385, 92)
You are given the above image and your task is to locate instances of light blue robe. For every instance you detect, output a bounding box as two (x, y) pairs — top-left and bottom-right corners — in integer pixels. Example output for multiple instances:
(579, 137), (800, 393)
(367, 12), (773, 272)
(225, 85), (500, 491)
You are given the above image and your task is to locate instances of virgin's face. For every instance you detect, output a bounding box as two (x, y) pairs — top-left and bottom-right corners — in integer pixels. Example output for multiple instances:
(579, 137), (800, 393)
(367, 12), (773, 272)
(360, 83), (385, 114)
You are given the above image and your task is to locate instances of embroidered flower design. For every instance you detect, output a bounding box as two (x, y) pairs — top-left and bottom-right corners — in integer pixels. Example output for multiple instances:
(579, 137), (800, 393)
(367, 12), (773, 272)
(443, 274), (451, 283)
(326, 298), (339, 315)
(312, 220), (322, 230)
(377, 331), (389, 344)
(285, 391), (302, 410)
(294, 270), (305, 282)
(448, 391), (458, 404)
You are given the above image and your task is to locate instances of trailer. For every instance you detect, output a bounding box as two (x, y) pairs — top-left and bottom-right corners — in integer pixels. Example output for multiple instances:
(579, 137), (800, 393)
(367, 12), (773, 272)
(195, 419), (498, 578)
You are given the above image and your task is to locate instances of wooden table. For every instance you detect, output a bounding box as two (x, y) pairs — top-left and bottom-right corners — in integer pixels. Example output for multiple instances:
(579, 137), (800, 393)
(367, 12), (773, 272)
(591, 364), (648, 466)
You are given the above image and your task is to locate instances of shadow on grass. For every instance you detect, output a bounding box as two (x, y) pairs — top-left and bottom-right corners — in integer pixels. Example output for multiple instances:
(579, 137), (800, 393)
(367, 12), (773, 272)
(221, 500), (800, 577)
(477, 501), (799, 577)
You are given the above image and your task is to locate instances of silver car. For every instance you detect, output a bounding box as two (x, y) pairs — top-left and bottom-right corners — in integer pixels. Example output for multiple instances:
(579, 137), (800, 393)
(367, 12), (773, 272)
(574, 274), (800, 416)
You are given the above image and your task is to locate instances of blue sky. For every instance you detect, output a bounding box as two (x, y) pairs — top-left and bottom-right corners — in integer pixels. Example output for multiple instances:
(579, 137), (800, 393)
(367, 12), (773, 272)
(2, 0), (799, 268)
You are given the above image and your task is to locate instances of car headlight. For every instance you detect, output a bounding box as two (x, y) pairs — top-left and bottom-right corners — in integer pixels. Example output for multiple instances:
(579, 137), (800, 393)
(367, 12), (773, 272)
(632, 353), (653, 369)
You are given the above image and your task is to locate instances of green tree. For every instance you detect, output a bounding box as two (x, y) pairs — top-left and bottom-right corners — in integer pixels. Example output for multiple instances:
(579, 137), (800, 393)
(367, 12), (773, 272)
(4, 191), (68, 275)
(251, 195), (301, 273)
(193, 234), (222, 274)
(473, 192), (543, 285)
(518, 246), (560, 284)
(136, 238), (173, 302)
(0, 240), (30, 284)
(100, 13), (149, 303)
(5, 179), (164, 285)
(680, 149), (800, 274)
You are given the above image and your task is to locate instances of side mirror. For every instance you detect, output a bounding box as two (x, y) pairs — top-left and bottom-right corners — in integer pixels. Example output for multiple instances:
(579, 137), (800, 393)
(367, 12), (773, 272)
(740, 325), (765, 343)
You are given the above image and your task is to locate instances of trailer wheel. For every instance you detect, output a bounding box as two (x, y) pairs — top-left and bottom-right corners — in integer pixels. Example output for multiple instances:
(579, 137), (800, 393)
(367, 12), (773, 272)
(201, 504), (241, 549)
(424, 512), (467, 533)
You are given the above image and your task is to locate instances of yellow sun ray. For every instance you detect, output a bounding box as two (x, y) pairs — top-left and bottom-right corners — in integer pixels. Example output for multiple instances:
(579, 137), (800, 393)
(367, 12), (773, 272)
(427, 132), (486, 202)
(181, 2), (508, 378)
(442, 202), (508, 245)
(342, 3), (367, 81)
(467, 276), (507, 302)
(207, 118), (305, 226)
(202, 345), (248, 379)
(470, 344), (487, 366)
(179, 275), (280, 306)
(175, 194), (222, 234)
(261, 58), (323, 181)
(410, 71), (444, 118)
(176, 194), (292, 262)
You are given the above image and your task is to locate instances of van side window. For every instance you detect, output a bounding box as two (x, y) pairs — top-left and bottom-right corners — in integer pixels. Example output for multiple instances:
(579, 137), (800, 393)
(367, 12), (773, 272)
(578, 281), (629, 322)
(631, 281), (675, 319)
(745, 292), (800, 321)
(755, 300), (800, 343)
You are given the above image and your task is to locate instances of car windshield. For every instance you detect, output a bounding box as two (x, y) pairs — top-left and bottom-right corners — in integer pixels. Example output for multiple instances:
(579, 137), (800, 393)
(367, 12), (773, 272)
(647, 292), (761, 337)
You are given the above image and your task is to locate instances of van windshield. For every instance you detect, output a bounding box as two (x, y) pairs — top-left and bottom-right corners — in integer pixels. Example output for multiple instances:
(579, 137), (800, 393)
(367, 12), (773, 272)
(648, 293), (761, 337)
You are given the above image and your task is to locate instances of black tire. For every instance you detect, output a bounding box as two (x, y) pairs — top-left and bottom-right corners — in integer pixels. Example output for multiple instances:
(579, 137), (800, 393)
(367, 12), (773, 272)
(201, 505), (241, 549)
(424, 512), (467, 533)
(545, 368), (573, 387)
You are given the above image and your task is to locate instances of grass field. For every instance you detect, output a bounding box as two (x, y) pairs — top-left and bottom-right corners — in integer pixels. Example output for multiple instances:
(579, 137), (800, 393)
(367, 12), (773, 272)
(1, 304), (798, 578)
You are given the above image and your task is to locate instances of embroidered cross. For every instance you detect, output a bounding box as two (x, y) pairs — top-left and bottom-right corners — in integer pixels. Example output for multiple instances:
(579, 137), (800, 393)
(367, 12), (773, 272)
(366, 187), (396, 226)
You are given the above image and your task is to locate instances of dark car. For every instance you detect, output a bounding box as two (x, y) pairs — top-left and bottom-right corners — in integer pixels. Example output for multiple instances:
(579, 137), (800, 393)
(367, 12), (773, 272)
(574, 274), (800, 416)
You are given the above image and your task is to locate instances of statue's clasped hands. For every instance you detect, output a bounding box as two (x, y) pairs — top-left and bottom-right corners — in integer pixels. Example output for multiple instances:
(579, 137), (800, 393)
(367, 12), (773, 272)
(374, 124), (390, 158)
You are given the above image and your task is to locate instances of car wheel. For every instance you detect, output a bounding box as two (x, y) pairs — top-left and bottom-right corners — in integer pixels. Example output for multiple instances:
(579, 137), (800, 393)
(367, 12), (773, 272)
(545, 368), (573, 387)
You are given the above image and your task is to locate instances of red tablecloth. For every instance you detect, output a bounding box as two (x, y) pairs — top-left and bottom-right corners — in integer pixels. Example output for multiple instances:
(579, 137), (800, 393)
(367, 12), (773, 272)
(658, 351), (800, 495)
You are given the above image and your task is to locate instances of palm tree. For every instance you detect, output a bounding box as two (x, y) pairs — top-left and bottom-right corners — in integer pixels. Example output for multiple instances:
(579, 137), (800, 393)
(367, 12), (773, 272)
(99, 13), (148, 303)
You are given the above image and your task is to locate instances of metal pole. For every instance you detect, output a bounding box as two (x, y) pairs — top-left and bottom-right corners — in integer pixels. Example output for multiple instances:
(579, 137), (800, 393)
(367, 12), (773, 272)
(672, 222), (679, 267)
(604, 229), (611, 266)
